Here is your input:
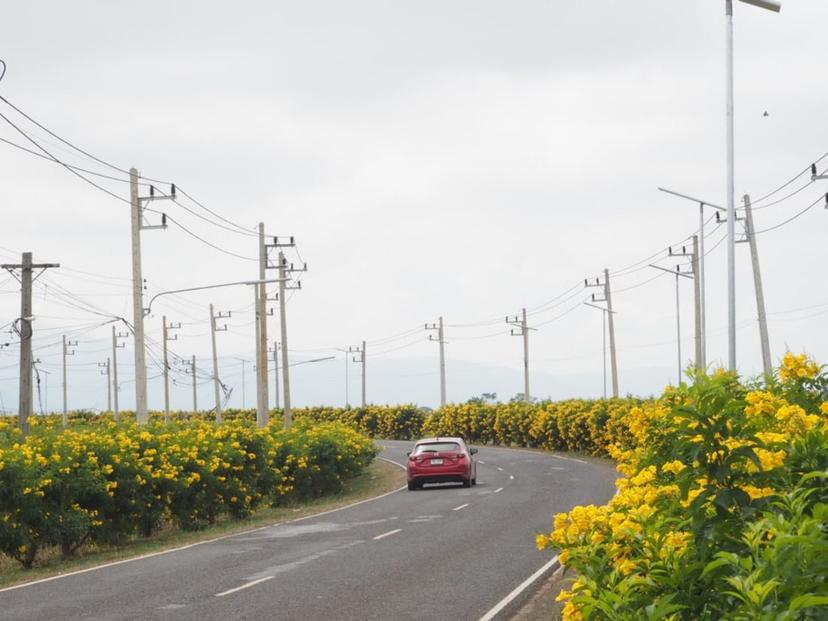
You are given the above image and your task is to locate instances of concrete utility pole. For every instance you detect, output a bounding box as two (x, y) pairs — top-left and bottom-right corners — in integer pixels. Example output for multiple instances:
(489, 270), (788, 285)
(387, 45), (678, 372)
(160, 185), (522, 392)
(585, 271), (619, 397)
(425, 317), (447, 407)
(2, 253), (59, 436)
(209, 304), (230, 423)
(99, 359), (111, 412)
(263, 237), (305, 430)
(130, 169), (173, 424)
(603, 270), (618, 397)
(270, 341), (281, 410)
(236, 358), (248, 409)
(584, 302), (614, 399)
(61, 335), (77, 427)
(669, 237), (704, 373)
(111, 326), (128, 421)
(649, 264), (693, 384)
(162, 316), (180, 424)
(658, 187), (726, 366)
(190, 355), (198, 413)
(255, 223), (270, 428)
(506, 309), (532, 402)
(741, 195), (772, 377)
(349, 342), (366, 407)
(278, 255), (292, 428)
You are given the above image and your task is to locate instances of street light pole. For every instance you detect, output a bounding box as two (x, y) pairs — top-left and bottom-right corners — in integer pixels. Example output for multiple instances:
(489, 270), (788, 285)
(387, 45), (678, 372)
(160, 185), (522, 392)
(725, 0), (781, 370)
(726, 0), (737, 372)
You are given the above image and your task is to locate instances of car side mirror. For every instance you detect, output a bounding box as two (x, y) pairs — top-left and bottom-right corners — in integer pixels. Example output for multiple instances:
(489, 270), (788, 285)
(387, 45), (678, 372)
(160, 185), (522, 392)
(470, 448), (478, 455)
(406, 451), (411, 457)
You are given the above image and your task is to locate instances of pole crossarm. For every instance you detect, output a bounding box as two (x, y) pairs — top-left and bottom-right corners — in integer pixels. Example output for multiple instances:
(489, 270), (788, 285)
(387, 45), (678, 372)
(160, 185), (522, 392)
(649, 263), (693, 279)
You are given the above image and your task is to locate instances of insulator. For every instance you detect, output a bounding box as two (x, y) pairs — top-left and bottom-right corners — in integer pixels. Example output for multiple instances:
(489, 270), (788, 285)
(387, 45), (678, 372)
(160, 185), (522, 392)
(171, 184), (176, 197)
(150, 185), (155, 197)
(162, 213), (167, 226)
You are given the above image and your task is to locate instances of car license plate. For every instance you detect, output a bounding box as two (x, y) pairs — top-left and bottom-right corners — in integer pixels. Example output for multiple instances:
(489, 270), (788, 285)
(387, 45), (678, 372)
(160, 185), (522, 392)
(431, 458), (443, 465)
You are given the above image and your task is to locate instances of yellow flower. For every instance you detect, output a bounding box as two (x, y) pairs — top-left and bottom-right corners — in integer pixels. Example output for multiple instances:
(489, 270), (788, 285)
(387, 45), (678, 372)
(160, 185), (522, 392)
(662, 460), (687, 476)
(779, 352), (820, 383)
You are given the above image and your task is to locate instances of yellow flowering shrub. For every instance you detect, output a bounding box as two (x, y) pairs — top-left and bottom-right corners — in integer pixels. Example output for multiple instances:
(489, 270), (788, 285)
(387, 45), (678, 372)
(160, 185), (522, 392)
(0, 419), (377, 567)
(537, 355), (828, 619)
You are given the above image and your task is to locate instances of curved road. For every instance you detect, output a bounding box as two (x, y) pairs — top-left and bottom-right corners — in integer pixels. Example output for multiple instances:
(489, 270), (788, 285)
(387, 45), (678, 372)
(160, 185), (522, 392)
(0, 441), (615, 620)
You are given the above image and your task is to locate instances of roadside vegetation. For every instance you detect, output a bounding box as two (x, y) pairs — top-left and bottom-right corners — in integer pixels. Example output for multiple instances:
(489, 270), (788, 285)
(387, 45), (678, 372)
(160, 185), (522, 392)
(0, 418), (377, 570)
(4, 355), (825, 618)
(538, 354), (828, 620)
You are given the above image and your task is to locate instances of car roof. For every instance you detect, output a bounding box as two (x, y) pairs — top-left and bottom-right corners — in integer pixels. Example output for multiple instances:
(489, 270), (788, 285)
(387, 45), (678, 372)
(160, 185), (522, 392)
(414, 437), (465, 444)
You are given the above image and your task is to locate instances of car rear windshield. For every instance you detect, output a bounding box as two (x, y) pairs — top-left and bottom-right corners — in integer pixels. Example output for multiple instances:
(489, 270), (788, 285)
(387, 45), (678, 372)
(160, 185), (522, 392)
(414, 442), (461, 454)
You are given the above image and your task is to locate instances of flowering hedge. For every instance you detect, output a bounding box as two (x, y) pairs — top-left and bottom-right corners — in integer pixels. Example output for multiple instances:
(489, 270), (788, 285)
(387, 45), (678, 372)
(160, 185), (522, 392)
(538, 354), (828, 620)
(0, 419), (376, 568)
(191, 401), (642, 455)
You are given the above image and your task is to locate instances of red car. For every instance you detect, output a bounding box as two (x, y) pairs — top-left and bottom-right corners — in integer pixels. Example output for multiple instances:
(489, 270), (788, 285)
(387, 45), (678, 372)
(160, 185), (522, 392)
(406, 437), (478, 490)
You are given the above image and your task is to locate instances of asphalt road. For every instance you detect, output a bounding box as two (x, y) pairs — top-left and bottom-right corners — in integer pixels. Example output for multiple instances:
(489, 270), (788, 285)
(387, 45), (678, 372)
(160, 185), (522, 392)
(0, 441), (616, 621)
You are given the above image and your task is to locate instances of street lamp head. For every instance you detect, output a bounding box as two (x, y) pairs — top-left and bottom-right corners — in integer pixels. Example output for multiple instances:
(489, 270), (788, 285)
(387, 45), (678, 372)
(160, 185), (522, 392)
(738, 0), (781, 12)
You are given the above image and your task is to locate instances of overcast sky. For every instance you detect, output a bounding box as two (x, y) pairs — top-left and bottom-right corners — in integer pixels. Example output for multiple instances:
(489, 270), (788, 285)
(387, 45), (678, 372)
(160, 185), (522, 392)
(1, 1), (827, 413)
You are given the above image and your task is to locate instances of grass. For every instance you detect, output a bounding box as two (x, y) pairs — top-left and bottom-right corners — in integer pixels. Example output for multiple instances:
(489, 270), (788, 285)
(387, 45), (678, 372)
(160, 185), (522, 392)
(0, 458), (405, 589)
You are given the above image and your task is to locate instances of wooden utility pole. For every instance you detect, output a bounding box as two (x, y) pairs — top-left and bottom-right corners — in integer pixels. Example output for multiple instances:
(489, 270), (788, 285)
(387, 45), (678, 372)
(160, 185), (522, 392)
(1, 253), (59, 435)
(743, 195), (772, 377)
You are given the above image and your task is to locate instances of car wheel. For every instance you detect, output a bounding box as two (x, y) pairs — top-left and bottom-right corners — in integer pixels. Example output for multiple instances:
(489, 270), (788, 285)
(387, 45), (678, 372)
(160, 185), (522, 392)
(471, 477), (477, 486)
(408, 481), (417, 491)
(462, 478), (471, 488)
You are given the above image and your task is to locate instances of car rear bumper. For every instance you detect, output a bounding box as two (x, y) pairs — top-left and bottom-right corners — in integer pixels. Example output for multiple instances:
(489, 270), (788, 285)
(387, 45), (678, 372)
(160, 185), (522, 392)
(408, 473), (469, 485)
(407, 464), (471, 484)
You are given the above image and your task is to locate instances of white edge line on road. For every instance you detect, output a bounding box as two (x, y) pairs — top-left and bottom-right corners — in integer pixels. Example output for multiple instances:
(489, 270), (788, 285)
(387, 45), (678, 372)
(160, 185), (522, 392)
(372, 528), (402, 541)
(452, 503), (469, 511)
(493, 487), (503, 494)
(215, 575), (274, 598)
(478, 555), (560, 621)
(0, 456), (409, 594)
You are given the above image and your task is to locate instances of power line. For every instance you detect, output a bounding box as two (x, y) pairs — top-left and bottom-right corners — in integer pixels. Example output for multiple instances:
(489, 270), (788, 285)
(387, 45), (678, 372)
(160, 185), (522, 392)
(145, 209), (257, 262)
(752, 194), (826, 235)
(750, 150), (828, 205)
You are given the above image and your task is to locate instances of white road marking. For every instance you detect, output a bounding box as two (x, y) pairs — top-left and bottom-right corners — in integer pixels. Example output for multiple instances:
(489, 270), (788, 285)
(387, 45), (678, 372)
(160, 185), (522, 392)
(478, 460), (486, 465)
(509, 475), (515, 480)
(215, 575), (274, 597)
(478, 555), (560, 621)
(497, 467), (504, 472)
(493, 487), (503, 494)
(452, 503), (469, 511)
(373, 528), (402, 541)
